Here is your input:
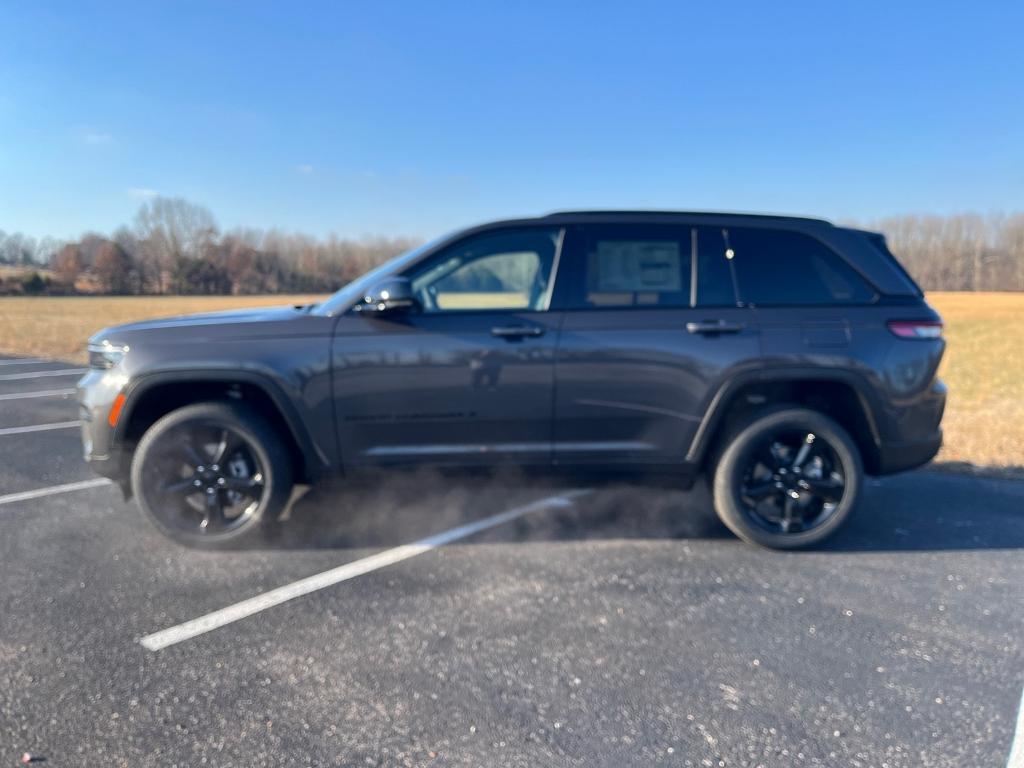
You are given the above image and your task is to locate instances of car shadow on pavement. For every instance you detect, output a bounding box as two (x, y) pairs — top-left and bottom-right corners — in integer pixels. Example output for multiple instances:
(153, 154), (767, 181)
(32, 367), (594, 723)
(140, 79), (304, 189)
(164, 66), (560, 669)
(262, 465), (1024, 554)
(821, 469), (1024, 552)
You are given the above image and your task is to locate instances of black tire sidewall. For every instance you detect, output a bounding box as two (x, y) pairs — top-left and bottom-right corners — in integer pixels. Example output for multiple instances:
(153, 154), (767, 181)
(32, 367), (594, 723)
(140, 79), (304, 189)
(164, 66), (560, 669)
(712, 408), (862, 549)
(130, 402), (293, 549)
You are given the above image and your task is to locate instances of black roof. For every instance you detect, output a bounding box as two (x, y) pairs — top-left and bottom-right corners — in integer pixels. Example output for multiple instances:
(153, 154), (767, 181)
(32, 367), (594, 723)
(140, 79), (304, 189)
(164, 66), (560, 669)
(540, 210), (833, 225)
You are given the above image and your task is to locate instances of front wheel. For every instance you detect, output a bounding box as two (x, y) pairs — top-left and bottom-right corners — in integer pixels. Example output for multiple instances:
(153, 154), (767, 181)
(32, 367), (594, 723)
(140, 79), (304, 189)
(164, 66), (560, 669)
(712, 408), (862, 549)
(130, 402), (293, 548)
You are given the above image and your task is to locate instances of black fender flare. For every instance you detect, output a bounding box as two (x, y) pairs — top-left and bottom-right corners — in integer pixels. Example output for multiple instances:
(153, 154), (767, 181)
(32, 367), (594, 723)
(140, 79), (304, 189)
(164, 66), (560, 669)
(686, 367), (883, 464)
(114, 368), (331, 478)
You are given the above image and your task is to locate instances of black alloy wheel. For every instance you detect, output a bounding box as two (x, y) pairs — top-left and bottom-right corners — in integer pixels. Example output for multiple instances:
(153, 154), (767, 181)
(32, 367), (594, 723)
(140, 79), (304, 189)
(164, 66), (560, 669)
(131, 402), (293, 548)
(141, 421), (265, 534)
(712, 407), (862, 549)
(737, 430), (846, 535)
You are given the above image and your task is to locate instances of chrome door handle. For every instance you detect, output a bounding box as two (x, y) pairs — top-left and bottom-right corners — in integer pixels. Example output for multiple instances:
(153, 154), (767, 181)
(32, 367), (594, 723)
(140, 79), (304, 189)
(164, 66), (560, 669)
(491, 325), (545, 338)
(686, 320), (744, 334)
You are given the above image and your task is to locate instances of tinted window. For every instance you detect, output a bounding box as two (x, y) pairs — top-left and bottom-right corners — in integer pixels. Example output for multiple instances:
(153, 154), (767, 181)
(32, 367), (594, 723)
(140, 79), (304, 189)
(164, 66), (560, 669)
(408, 229), (560, 312)
(695, 228), (738, 307)
(572, 225), (691, 308)
(727, 228), (876, 305)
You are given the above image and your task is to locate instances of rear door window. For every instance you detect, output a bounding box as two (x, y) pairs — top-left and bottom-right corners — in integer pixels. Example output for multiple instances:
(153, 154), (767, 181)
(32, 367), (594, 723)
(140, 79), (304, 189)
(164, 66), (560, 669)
(568, 224), (691, 309)
(726, 228), (876, 306)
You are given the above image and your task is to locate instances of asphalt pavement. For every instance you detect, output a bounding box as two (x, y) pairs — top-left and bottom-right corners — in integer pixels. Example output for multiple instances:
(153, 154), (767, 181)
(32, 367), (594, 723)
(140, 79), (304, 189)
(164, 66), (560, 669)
(0, 354), (1021, 767)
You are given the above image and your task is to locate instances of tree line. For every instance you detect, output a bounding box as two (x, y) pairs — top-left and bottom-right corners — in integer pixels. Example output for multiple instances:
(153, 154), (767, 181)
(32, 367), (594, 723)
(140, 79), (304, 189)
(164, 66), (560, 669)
(856, 212), (1024, 292)
(0, 197), (419, 296)
(2, 200), (1022, 295)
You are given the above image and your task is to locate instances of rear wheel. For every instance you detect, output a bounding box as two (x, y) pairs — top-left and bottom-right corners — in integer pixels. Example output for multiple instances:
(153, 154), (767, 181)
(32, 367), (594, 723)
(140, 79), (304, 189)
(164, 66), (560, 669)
(130, 402), (293, 548)
(711, 407), (861, 549)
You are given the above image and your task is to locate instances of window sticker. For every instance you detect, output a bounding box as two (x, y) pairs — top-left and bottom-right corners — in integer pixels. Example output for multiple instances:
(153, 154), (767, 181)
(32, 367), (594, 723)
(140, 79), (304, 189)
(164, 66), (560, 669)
(592, 241), (682, 292)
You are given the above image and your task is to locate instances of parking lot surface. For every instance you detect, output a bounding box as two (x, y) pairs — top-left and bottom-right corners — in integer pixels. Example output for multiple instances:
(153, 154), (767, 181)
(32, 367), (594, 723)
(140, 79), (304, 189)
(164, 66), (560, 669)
(0, 354), (1021, 767)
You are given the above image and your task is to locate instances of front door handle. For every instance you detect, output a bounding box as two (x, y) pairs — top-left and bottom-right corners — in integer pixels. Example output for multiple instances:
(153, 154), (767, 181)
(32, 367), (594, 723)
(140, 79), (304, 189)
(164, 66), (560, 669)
(686, 320), (744, 335)
(491, 325), (545, 338)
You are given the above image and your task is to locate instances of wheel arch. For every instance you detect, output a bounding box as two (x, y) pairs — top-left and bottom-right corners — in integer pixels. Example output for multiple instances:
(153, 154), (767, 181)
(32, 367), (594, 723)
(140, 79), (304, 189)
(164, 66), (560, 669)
(689, 369), (883, 474)
(116, 370), (329, 484)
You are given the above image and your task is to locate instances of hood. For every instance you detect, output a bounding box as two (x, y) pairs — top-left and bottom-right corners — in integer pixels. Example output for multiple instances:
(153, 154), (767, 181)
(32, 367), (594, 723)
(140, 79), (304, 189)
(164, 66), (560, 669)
(89, 304), (321, 346)
(107, 305), (308, 332)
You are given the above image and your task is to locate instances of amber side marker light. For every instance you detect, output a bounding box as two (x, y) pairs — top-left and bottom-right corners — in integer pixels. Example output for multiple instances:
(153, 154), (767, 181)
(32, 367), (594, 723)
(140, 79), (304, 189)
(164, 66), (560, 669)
(108, 393), (127, 428)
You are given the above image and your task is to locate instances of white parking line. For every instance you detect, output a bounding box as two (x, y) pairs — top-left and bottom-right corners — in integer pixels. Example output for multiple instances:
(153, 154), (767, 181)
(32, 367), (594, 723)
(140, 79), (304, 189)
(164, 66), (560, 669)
(0, 368), (85, 381)
(0, 420), (82, 436)
(0, 388), (76, 401)
(0, 358), (48, 367)
(1008, 685), (1024, 768)
(0, 478), (112, 507)
(140, 489), (591, 652)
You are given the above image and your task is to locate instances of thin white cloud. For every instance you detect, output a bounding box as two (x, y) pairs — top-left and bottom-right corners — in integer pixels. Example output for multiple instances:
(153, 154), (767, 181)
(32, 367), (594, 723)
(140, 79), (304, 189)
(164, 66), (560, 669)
(128, 187), (160, 199)
(82, 131), (113, 145)
(295, 164), (315, 175)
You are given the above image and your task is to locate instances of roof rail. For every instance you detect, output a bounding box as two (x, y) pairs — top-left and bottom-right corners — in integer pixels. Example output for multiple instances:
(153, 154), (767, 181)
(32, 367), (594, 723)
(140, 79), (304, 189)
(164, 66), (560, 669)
(542, 209), (833, 225)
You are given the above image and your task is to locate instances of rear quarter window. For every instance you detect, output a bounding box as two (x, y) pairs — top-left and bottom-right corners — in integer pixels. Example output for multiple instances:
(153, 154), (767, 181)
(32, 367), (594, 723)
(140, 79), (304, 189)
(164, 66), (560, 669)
(727, 228), (876, 306)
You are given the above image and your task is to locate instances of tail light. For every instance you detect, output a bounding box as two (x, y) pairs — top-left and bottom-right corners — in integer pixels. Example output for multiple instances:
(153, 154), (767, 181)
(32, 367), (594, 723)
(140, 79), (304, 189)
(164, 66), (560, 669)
(887, 320), (944, 339)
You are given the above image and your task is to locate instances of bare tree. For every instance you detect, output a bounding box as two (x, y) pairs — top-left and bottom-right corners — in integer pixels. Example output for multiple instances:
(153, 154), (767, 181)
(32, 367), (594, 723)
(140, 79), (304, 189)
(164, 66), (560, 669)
(134, 197), (218, 293)
(52, 244), (84, 286)
(93, 241), (135, 294)
(864, 212), (1024, 292)
(1000, 213), (1024, 290)
(0, 232), (38, 265)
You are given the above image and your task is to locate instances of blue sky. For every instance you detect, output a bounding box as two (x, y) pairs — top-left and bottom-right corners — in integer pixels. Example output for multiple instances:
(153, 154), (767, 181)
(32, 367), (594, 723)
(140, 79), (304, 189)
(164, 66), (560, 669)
(2, 0), (1022, 241)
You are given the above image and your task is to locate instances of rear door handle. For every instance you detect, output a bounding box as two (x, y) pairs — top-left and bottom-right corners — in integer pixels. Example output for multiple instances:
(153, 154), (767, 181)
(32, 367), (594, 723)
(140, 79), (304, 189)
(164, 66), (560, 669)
(491, 325), (545, 338)
(686, 320), (744, 335)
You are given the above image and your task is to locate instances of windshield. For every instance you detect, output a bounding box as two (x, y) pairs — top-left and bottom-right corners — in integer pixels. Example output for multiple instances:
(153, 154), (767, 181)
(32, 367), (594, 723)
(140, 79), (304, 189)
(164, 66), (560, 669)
(312, 235), (449, 316)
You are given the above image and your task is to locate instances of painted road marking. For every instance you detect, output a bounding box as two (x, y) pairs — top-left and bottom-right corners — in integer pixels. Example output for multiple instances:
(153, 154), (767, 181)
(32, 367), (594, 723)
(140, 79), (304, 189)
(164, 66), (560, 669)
(1008, 685), (1024, 768)
(0, 478), (112, 507)
(0, 420), (82, 436)
(0, 358), (48, 367)
(0, 368), (85, 381)
(140, 489), (591, 652)
(0, 388), (76, 401)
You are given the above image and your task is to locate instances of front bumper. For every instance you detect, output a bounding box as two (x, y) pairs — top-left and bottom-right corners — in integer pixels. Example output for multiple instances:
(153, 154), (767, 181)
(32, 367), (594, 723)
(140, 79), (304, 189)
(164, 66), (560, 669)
(77, 368), (130, 483)
(83, 440), (126, 480)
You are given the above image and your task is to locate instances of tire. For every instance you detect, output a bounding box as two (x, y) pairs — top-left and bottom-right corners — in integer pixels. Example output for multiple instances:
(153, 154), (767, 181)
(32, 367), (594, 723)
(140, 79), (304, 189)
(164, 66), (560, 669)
(711, 407), (862, 549)
(130, 401), (294, 549)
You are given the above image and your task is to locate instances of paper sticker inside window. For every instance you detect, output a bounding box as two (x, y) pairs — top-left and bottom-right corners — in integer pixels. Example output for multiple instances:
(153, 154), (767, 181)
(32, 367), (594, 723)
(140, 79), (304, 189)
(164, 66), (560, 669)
(592, 241), (682, 292)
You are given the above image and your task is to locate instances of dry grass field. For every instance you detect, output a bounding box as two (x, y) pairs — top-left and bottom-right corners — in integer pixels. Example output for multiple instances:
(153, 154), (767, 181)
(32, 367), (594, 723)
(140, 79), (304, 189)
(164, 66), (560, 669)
(0, 295), (327, 362)
(0, 291), (1019, 474)
(927, 292), (1024, 474)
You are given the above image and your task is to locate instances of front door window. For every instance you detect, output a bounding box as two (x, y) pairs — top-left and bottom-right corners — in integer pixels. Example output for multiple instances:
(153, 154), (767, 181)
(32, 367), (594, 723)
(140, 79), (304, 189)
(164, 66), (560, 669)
(409, 229), (561, 313)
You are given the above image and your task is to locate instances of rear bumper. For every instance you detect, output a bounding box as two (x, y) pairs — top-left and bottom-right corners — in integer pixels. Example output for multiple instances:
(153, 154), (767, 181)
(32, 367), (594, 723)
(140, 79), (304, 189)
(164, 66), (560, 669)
(875, 430), (942, 475)
(870, 376), (945, 475)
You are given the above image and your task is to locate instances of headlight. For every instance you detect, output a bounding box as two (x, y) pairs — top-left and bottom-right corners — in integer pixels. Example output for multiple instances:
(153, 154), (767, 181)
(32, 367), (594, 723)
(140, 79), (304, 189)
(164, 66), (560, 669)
(88, 341), (129, 370)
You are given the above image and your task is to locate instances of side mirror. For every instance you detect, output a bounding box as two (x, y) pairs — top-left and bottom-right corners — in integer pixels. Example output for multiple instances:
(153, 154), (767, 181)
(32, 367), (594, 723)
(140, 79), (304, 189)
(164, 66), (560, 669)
(355, 276), (420, 314)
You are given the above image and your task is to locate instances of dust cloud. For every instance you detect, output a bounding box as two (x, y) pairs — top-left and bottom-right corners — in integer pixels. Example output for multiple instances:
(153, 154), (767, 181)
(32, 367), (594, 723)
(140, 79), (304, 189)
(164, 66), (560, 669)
(262, 467), (729, 551)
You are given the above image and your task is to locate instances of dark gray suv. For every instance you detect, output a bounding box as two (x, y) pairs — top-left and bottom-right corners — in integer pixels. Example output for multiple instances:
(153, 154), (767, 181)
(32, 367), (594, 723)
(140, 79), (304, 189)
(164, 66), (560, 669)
(77, 211), (946, 549)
